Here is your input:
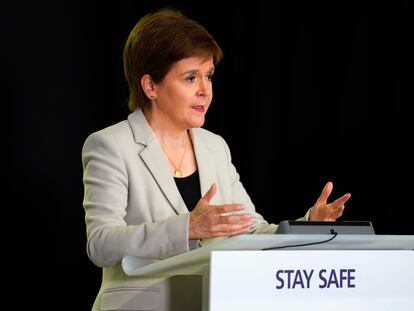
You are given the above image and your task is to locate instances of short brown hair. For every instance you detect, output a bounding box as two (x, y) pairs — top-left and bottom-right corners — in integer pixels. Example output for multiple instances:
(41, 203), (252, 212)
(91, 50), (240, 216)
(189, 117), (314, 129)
(123, 8), (223, 112)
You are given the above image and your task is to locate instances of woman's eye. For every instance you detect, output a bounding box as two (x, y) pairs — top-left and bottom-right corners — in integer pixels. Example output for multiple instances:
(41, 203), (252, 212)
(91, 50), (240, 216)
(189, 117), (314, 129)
(206, 73), (214, 81)
(185, 75), (196, 82)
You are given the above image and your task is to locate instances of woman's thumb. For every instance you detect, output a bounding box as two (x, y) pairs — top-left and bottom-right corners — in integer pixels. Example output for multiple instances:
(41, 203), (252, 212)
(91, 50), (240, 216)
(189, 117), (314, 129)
(201, 183), (217, 204)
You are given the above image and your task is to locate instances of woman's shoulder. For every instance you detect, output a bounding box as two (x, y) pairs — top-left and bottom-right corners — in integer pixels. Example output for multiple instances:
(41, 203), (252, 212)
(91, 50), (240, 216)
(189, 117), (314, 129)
(191, 127), (230, 153)
(89, 119), (130, 137)
(192, 127), (225, 143)
(83, 119), (132, 149)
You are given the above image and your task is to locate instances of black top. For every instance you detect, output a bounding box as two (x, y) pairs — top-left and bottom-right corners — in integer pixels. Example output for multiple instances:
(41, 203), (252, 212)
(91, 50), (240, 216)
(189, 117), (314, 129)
(174, 170), (201, 212)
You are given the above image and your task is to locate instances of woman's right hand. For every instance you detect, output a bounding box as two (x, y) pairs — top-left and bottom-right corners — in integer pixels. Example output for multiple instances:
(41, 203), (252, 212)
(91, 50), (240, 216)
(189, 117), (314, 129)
(188, 183), (252, 240)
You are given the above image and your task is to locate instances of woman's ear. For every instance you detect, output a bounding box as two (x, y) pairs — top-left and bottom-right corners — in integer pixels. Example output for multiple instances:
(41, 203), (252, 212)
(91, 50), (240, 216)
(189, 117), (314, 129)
(141, 74), (156, 100)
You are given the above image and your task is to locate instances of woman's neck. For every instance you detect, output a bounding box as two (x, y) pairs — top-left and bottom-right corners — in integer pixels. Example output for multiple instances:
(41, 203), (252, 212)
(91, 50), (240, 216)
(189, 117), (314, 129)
(144, 108), (188, 149)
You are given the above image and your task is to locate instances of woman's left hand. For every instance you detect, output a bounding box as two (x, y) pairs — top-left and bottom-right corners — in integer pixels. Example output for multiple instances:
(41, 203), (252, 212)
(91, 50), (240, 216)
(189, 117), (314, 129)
(309, 181), (351, 221)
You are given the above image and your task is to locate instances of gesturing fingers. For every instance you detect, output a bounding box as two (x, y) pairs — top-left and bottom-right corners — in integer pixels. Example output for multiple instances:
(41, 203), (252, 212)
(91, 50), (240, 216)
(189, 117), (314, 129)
(331, 193), (352, 208)
(323, 193), (350, 219)
(310, 182), (351, 221)
(213, 220), (252, 236)
(215, 204), (245, 214)
(200, 183), (217, 204)
(219, 213), (252, 224)
(316, 181), (333, 205)
(189, 202), (252, 239)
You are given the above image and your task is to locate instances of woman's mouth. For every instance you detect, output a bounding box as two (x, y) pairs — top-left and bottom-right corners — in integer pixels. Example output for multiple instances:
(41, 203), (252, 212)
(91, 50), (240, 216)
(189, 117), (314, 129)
(192, 105), (205, 113)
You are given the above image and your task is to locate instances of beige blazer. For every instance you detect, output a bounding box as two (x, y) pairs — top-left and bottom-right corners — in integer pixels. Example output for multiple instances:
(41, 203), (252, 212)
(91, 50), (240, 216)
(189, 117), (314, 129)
(82, 109), (309, 310)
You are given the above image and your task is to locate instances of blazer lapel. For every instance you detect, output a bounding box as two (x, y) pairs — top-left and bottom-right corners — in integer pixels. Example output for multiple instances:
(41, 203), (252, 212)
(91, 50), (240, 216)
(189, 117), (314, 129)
(128, 110), (187, 215)
(190, 129), (218, 204)
(140, 143), (188, 214)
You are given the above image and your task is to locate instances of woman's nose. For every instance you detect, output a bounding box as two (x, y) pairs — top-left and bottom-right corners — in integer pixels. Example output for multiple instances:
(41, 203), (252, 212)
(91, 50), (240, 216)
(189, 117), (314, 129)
(197, 79), (211, 97)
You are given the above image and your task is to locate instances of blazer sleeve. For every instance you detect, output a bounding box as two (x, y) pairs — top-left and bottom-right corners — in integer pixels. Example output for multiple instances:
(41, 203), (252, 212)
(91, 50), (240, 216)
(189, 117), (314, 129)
(82, 131), (190, 267)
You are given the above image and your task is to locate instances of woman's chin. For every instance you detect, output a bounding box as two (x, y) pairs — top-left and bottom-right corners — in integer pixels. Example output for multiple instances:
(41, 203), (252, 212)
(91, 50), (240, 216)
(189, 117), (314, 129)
(188, 117), (206, 128)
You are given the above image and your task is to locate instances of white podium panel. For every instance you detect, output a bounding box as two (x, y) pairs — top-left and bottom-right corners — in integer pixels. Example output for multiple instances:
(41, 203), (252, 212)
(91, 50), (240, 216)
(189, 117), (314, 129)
(123, 234), (414, 276)
(122, 235), (414, 311)
(210, 250), (414, 311)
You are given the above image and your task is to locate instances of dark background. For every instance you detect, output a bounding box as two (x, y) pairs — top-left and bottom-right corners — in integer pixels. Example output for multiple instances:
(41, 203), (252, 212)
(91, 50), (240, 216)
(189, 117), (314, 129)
(2, 0), (412, 309)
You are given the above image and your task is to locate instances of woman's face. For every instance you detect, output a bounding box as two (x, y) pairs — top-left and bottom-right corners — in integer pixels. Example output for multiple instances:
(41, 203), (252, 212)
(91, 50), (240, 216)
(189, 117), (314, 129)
(152, 56), (215, 130)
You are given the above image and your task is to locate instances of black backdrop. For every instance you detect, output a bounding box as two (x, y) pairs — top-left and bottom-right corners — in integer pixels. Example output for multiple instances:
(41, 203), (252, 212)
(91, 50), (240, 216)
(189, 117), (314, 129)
(2, 1), (412, 309)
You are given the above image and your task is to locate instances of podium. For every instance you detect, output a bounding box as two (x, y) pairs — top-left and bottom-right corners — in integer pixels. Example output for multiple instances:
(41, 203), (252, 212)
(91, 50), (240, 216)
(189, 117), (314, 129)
(122, 234), (414, 310)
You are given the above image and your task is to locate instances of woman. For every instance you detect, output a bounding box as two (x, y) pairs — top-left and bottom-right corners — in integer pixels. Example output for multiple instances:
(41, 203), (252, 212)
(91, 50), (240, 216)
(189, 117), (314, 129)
(82, 8), (351, 310)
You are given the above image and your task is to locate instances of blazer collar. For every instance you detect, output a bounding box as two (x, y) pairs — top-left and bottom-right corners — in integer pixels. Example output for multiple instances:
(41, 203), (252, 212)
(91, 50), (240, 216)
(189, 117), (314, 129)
(127, 109), (218, 212)
(128, 108), (155, 146)
(189, 129), (218, 204)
